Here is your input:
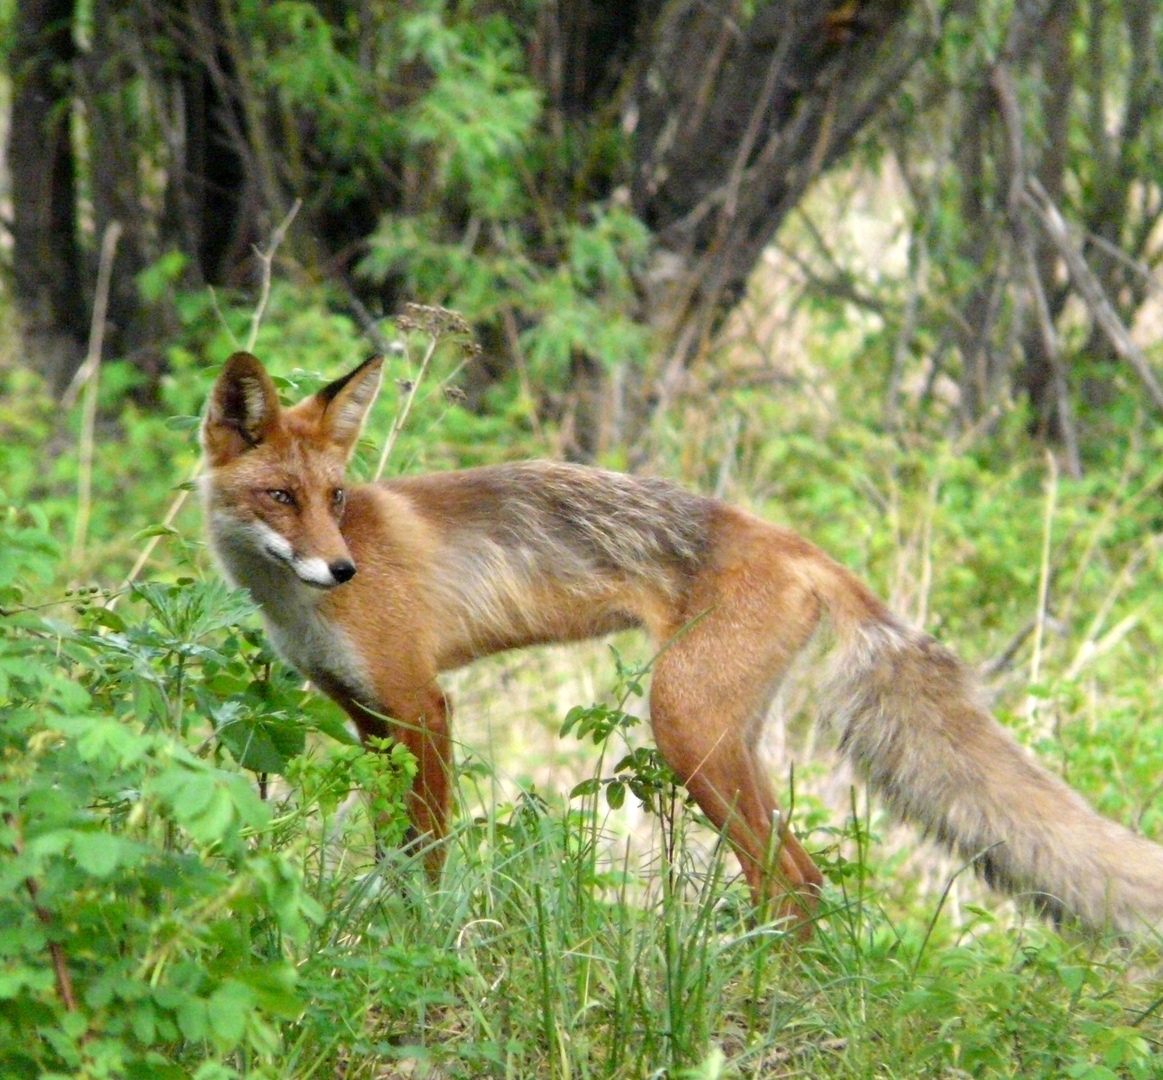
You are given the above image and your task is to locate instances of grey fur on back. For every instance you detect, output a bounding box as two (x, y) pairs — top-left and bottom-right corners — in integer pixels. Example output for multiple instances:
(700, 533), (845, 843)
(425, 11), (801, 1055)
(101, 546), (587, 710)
(393, 462), (715, 596)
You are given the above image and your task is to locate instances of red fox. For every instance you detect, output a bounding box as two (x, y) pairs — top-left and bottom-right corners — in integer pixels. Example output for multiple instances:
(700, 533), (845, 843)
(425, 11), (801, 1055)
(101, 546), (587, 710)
(201, 351), (1163, 935)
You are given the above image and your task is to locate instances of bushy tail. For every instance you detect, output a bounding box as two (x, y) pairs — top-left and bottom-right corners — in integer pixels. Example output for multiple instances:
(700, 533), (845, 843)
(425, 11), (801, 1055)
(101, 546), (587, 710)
(808, 560), (1163, 935)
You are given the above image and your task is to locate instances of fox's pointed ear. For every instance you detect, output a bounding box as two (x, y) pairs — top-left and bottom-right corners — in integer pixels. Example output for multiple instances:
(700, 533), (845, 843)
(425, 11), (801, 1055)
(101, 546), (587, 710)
(201, 352), (281, 465)
(314, 356), (384, 455)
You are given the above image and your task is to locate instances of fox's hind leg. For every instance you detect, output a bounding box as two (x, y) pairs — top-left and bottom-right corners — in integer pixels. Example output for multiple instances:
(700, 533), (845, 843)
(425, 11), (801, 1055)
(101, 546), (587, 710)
(647, 568), (825, 931)
(649, 669), (823, 929)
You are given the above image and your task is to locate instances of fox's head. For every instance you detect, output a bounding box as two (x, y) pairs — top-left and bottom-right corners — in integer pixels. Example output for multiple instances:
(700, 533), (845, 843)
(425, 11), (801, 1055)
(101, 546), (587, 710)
(201, 352), (384, 590)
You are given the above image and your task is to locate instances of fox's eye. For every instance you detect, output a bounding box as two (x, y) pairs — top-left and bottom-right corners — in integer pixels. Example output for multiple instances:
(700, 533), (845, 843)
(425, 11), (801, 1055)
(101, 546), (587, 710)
(331, 488), (346, 512)
(266, 489), (295, 506)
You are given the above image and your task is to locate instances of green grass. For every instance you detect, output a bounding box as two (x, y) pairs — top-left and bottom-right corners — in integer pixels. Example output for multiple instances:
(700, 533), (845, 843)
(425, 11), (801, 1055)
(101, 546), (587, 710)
(264, 766), (1163, 1079)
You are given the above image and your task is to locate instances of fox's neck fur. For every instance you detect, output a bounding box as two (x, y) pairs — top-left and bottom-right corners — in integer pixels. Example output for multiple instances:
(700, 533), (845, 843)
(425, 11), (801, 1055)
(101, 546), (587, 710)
(207, 508), (374, 701)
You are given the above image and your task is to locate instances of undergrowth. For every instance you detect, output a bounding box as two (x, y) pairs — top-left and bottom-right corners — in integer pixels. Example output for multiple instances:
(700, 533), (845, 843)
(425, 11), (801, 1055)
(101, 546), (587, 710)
(1, 291), (1162, 1077)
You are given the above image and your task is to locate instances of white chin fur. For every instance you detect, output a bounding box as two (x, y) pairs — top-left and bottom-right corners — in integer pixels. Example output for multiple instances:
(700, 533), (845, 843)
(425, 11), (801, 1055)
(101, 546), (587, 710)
(248, 521), (340, 588)
(293, 556), (341, 588)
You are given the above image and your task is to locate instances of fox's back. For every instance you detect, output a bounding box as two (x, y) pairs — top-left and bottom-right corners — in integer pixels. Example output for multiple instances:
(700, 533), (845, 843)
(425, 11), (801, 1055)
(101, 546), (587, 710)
(372, 462), (718, 667)
(386, 461), (713, 584)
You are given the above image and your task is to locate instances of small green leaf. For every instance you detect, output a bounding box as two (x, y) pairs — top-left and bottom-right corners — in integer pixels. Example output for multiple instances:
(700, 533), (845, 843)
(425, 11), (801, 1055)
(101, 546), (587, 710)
(70, 831), (136, 878)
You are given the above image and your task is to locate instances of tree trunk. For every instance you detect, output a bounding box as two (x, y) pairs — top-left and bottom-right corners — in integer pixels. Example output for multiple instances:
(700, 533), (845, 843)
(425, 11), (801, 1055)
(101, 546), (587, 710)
(6, 0), (930, 411)
(629, 0), (920, 381)
(1017, 0), (1077, 440)
(82, 0), (156, 377)
(8, 0), (86, 391)
(161, 0), (256, 287)
(78, 0), (258, 384)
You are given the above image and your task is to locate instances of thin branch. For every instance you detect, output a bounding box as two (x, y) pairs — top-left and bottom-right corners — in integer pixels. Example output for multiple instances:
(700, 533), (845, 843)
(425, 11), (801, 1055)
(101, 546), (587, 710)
(723, 29), (793, 221)
(1023, 243), (1082, 478)
(1079, 225), (1163, 301)
(246, 198), (302, 353)
(1063, 535), (1158, 682)
(373, 338), (437, 482)
(1025, 178), (1163, 415)
(373, 304), (479, 481)
(1025, 450), (1059, 731)
(121, 482), (195, 591)
(980, 620), (1038, 679)
(780, 212), (897, 317)
(111, 204), (300, 604)
(885, 228), (924, 431)
(991, 61), (1081, 474)
(70, 221), (123, 566)
(6, 814), (78, 1013)
(499, 304), (544, 439)
(340, 282), (394, 355)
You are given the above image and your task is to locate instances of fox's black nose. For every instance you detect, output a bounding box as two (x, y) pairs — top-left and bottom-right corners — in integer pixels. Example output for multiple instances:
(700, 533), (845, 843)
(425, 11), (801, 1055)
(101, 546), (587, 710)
(329, 559), (356, 584)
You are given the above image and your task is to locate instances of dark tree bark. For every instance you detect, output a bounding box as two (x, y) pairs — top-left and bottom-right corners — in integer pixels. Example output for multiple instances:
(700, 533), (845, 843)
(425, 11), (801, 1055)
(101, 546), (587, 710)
(945, 0), (1163, 455)
(1073, 0), (1161, 410)
(6, 0), (929, 411)
(9, 0), (259, 389)
(516, 0), (927, 446)
(77, 0), (258, 383)
(1016, 0), (1077, 440)
(628, 0), (921, 376)
(533, 0), (660, 120)
(8, 0), (86, 391)
(82, 0), (156, 376)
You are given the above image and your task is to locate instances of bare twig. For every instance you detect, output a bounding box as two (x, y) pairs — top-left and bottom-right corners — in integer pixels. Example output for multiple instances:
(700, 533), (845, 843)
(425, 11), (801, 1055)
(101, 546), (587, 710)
(121, 484), (194, 591)
(885, 229), (924, 431)
(373, 304), (479, 481)
(1025, 451), (1058, 729)
(1063, 535), (1159, 682)
(1061, 460), (1163, 625)
(70, 221), (123, 567)
(499, 304), (544, 439)
(374, 338), (436, 482)
(1023, 244), (1082, 478)
(27, 874), (78, 1012)
(980, 620), (1037, 679)
(340, 283), (394, 355)
(723, 37), (792, 221)
(246, 198), (301, 353)
(373, 308), (456, 480)
(6, 813), (78, 1013)
(989, 63), (1082, 475)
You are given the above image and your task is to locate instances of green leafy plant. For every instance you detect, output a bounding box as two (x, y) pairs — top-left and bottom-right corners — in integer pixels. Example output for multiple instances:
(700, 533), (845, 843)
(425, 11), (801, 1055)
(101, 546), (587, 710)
(0, 501), (424, 1078)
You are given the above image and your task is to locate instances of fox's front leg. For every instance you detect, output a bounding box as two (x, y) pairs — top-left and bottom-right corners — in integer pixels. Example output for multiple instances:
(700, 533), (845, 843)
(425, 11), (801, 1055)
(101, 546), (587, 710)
(344, 684), (453, 879)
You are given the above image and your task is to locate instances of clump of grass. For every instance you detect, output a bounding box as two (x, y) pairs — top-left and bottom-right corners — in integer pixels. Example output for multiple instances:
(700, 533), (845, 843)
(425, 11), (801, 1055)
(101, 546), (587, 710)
(274, 708), (1163, 1079)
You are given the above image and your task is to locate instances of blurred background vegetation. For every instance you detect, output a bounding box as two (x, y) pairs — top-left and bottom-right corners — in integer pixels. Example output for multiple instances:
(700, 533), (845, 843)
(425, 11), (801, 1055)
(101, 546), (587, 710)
(2, 1), (1163, 1077)
(10, 0), (1163, 462)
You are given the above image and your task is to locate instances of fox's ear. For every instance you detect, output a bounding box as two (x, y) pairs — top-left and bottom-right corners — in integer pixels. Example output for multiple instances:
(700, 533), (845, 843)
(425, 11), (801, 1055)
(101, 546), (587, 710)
(202, 352), (281, 465)
(314, 355), (384, 455)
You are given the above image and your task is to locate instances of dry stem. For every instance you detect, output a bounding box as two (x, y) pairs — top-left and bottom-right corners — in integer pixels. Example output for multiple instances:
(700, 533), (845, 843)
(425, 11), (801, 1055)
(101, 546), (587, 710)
(70, 221), (123, 567)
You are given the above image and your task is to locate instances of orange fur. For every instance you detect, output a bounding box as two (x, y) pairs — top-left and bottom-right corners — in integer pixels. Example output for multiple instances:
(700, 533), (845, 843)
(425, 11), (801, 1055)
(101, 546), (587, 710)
(202, 353), (1163, 936)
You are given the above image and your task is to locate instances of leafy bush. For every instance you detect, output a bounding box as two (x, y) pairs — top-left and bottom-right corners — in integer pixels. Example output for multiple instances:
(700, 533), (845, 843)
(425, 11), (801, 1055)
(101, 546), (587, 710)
(0, 503), (421, 1078)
